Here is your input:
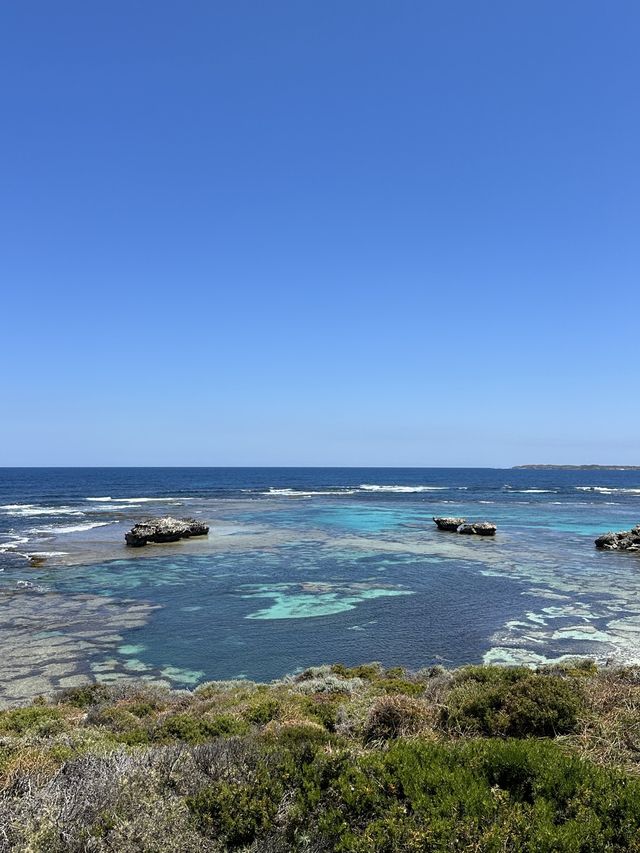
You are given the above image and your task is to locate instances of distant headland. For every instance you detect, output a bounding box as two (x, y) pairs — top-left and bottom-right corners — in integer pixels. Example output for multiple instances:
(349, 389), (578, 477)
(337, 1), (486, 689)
(513, 464), (640, 470)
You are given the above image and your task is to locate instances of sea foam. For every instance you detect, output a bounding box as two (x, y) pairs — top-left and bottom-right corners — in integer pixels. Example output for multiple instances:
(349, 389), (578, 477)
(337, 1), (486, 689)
(86, 496), (184, 503)
(359, 484), (449, 493)
(576, 487), (640, 494)
(1, 504), (85, 517)
(0, 534), (31, 552)
(266, 488), (358, 497)
(28, 521), (118, 535)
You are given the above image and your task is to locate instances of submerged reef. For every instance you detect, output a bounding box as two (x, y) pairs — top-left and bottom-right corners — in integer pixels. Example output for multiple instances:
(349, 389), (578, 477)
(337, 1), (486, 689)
(125, 516), (209, 547)
(433, 517), (497, 536)
(4, 660), (640, 852)
(595, 524), (640, 552)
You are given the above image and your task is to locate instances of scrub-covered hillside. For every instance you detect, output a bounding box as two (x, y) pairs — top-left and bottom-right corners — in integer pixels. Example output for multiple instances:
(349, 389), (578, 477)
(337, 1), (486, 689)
(2, 661), (640, 852)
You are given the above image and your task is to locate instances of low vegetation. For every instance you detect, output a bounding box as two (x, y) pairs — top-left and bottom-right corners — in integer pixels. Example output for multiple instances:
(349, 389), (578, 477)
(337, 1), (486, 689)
(2, 660), (640, 851)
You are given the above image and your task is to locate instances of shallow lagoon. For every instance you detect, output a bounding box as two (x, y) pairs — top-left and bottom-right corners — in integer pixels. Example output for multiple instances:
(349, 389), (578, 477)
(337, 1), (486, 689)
(1, 468), (640, 702)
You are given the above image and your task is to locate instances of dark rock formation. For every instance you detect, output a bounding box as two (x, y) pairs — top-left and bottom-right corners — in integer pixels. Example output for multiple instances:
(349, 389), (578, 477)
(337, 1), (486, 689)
(433, 517), (466, 531)
(125, 517), (209, 547)
(432, 517), (497, 536)
(595, 525), (640, 552)
(457, 522), (497, 536)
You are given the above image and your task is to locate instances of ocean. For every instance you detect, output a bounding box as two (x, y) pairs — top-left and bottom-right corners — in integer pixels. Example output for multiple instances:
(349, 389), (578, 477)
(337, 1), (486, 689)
(1, 467), (639, 704)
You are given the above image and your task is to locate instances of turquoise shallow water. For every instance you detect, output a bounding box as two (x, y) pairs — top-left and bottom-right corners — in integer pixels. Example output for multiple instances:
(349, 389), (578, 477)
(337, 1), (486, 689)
(36, 543), (544, 683)
(1, 468), (640, 693)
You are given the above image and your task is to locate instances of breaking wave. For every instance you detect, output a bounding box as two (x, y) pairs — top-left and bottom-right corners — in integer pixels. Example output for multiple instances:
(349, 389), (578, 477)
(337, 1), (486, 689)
(85, 496), (185, 503)
(576, 487), (640, 495)
(265, 488), (358, 497)
(359, 484), (449, 493)
(0, 504), (85, 517)
(27, 521), (118, 535)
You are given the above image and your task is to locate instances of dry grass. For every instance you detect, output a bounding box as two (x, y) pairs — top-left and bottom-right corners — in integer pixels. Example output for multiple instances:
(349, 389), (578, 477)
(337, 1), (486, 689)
(363, 694), (435, 743)
(562, 667), (640, 773)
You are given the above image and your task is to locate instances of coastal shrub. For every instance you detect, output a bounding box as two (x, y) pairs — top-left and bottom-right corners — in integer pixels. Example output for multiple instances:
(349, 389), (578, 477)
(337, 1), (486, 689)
(0, 705), (66, 736)
(295, 674), (365, 695)
(261, 721), (333, 753)
(608, 665), (640, 685)
(127, 700), (159, 718)
(331, 662), (383, 681)
(89, 796), (210, 853)
(293, 738), (640, 852)
(194, 679), (258, 699)
(187, 771), (282, 849)
(117, 727), (152, 746)
(559, 666), (640, 771)
(300, 694), (340, 731)
(380, 676), (426, 697)
(0, 745), (63, 793)
(187, 724), (330, 848)
(6, 666), (640, 852)
(295, 664), (334, 680)
(88, 704), (144, 730)
(0, 742), (15, 774)
(245, 696), (281, 725)
(384, 666), (407, 677)
(187, 770), (282, 847)
(540, 658), (599, 678)
(154, 712), (248, 744)
(363, 695), (431, 743)
(452, 664), (532, 685)
(55, 682), (111, 707)
(442, 668), (582, 737)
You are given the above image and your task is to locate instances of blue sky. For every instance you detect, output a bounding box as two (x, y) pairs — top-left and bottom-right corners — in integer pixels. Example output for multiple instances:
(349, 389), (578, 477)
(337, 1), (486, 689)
(1, 2), (638, 466)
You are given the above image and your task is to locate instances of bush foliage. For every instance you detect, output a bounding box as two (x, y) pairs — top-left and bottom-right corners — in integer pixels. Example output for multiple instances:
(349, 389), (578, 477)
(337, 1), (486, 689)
(2, 661), (640, 852)
(443, 666), (583, 737)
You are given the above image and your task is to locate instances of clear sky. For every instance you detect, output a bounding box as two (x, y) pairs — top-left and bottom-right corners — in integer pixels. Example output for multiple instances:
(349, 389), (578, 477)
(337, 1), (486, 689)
(1, 2), (638, 467)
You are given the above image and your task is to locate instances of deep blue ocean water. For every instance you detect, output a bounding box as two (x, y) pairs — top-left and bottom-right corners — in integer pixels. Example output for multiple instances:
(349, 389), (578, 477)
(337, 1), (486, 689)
(1, 468), (640, 695)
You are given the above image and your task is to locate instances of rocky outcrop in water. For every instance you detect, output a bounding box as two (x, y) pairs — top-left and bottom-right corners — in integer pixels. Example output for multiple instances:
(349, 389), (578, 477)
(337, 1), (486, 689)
(432, 517), (497, 536)
(433, 517), (466, 531)
(457, 522), (497, 536)
(595, 525), (640, 552)
(125, 517), (209, 547)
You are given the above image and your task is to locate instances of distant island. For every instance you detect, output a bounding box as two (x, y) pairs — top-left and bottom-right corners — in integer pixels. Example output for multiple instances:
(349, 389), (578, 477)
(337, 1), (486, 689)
(513, 464), (640, 470)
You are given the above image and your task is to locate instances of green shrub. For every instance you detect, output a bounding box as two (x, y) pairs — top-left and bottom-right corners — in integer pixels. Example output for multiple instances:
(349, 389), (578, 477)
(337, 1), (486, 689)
(452, 664), (532, 686)
(0, 706), (66, 736)
(244, 697), (280, 725)
(384, 666), (407, 678)
(86, 705), (151, 745)
(116, 728), (151, 746)
(126, 701), (160, 718)
(380, 677), (425, 697)
(6, 664), (640, 853)
(260, 722), (333, 755)
(155, 713), (248, 744)
(88, 705), (142, 731)
(553, 658), (599, 678)
(443, 669), (582, 737)
(55, 683), (111, 708)
(188, 725), (329, 847)
(293, 738), (640, 852)
(302, 693), (340, 732)
(187, 770), (281, 847)
(331, 662), (382, 681)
